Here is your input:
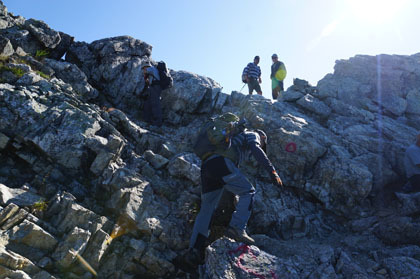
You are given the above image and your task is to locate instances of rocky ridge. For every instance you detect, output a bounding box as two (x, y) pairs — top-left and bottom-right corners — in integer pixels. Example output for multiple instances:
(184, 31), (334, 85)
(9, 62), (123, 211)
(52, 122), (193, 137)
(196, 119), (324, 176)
(0, 1), (420, 278)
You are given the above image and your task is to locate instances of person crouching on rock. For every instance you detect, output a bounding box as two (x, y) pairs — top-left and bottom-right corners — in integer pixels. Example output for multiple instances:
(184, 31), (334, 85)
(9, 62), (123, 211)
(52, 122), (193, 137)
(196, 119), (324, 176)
(186, 129), (283, 265)
(140, 61), (163, 127)
(403, 132), (420, 192)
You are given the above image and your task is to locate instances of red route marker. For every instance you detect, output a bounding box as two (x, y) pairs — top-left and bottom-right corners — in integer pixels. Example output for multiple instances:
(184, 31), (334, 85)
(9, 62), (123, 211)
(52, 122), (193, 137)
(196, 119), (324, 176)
(285, 142), (297, 153)
(228, 244), (277, 279)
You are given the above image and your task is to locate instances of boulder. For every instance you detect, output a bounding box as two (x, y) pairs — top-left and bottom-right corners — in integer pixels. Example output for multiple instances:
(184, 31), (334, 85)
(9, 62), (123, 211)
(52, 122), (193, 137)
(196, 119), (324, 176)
(47, 192), (106, 235)
(32, 271), (57, 279)
(16, 72), (43, 85)
(382, 256), (420, 278)
(374, 216), (420, 246)
(280, 89), (304, 102)
(48, 31), (74, 60)
(66, 36), (152, 109)
(1, 26), (44, 55)
(0, 35), (13, 57)
(81, 229), (110, 270)
(1, 208), (28, 230)
(139, 247), (175, 277)
(0, 1), (7, 16)
(204, 238), (300, 279)
(0, 202), (19, 226)
(0, 247), (40, 275)
(8, 219), (58, 252)
(162, 70), (222, 115)
(0, 184), (42, 207)
(43, 58), (98, 100)
(52, 227), (91, 269)
(24, 19), (61, 49)
(0, 132), (10, 149)
(167, 153), (201, 185)
(296, 93), (332, 118)
(143, 149), (169, 169)
(406, 89), (420, 115)
(395, 192), (420, 216)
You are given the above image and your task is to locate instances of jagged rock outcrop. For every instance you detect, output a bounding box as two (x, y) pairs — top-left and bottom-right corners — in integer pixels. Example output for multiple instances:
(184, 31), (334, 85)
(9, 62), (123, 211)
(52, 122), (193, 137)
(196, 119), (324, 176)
(65, 36), (152, 110)
(0, 0), (419, 278)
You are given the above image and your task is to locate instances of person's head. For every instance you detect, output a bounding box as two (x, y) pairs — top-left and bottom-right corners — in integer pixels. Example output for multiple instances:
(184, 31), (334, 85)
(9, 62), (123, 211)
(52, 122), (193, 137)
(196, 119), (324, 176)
(255, 129), (267, 152)
(254, 56), (260, 65)
(141, 61), (151, 73)
(271, 53), (278, 63)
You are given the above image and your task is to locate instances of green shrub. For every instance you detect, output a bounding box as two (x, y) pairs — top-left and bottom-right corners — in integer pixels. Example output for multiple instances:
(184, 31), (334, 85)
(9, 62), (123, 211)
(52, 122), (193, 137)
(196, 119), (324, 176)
(0, 64), (25, 78)
(32, 199), (48, 212)
(36, 70), (50, 79)
(35, 49), (49, 58)
(10, 67), (24, 78)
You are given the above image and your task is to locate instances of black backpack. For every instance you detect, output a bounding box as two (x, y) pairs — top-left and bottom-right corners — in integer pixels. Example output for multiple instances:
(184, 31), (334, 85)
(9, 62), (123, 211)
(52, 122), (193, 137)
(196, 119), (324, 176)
(157, 61), (173, 90)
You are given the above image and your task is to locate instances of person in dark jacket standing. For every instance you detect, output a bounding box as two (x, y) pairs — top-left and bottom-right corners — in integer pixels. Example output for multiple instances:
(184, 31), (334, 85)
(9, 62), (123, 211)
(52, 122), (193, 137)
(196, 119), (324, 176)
(186, 129), (283, 264)
(141, 61), (163, 127)
(243, 56), (263, 95)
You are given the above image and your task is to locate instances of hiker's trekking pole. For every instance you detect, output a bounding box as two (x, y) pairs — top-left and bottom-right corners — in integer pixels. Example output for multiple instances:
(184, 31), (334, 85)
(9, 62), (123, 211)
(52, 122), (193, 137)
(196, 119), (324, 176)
(71, 249), (97, 277)
(239, 83), (246, 92)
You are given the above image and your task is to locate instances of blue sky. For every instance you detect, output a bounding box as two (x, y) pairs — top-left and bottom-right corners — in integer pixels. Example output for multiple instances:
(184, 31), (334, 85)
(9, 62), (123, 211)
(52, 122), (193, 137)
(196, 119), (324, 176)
(4, 0), (420, 99)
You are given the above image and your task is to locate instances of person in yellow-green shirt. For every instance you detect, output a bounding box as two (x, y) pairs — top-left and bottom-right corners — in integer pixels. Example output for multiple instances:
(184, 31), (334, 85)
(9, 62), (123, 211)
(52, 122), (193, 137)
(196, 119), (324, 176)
(270, 53), (287, 100)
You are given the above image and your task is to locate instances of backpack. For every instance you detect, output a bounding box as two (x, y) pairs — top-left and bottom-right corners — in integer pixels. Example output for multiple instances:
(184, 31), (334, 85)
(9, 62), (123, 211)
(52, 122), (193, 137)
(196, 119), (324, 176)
(156, 61), (173, 90)
(193, 113), (245, 161)
(274, 62), (287, 81)
(242, 66), (248, 83)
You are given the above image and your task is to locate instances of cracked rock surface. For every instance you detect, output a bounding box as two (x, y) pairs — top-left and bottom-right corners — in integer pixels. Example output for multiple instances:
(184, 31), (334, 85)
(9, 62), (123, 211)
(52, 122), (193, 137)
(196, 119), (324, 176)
(0, 0), (420, 278)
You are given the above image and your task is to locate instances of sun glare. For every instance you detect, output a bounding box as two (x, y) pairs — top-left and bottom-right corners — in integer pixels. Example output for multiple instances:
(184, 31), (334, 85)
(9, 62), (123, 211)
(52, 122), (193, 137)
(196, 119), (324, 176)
(347, 0), (407, 24)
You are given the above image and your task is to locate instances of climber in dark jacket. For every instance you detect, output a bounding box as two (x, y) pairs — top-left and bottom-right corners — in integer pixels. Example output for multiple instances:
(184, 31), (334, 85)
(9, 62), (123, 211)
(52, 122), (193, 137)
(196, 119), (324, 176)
(140, 61), (163, 127)
(186, 129), (283, 264)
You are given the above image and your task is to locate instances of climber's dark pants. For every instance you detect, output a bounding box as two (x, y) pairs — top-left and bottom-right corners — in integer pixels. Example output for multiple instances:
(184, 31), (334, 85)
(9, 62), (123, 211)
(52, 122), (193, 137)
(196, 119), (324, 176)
(143, 84), (162, 127)
(189, 156), (255, 249)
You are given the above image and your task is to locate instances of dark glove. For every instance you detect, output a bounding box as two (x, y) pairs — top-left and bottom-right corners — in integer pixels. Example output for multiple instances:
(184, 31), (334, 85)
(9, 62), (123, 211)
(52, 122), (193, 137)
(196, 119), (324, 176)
(270, 170), (283, 187)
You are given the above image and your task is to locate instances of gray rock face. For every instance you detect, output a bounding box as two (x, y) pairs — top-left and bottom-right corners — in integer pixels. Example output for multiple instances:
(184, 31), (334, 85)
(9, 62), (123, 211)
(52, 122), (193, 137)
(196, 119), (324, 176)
(0, 2), (420, 278)
(43, 58), (98, 100)
(66, 36), (152, 109)
(317, 53), (420, 119)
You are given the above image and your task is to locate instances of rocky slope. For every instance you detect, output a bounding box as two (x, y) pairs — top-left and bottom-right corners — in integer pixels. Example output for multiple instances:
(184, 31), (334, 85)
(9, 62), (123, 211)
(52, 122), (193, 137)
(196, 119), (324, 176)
(0, 1), (420, 278)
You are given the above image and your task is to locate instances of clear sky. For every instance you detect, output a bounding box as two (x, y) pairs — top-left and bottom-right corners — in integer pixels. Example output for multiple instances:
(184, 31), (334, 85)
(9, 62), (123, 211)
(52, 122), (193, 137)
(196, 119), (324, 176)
(3, 0), (420, 99)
